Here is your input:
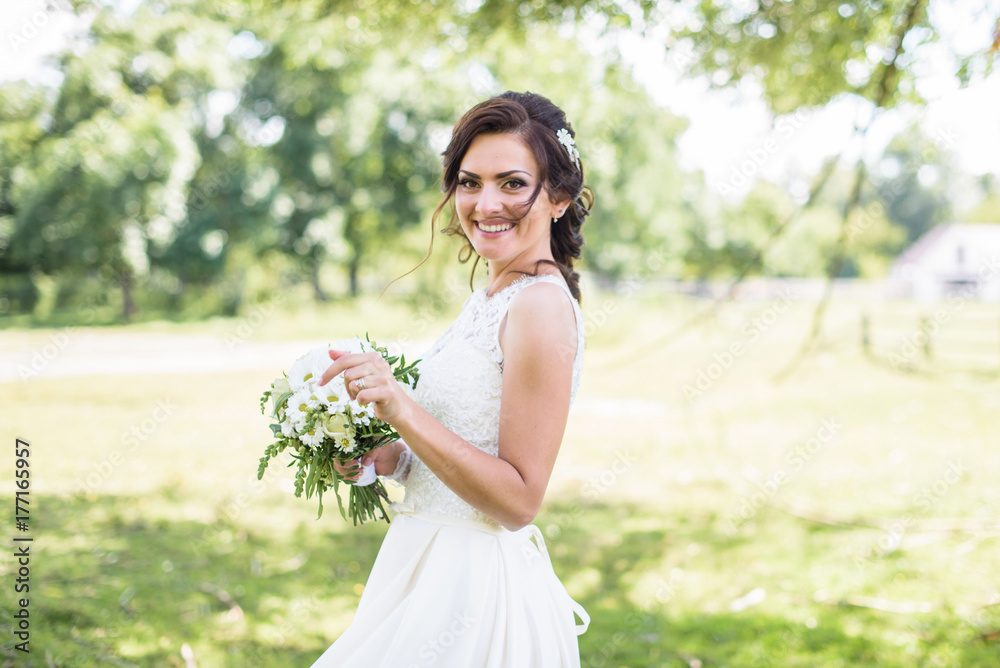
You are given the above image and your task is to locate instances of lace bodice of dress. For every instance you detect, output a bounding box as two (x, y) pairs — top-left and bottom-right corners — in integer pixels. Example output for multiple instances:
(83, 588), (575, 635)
(401, 274), (585, 525)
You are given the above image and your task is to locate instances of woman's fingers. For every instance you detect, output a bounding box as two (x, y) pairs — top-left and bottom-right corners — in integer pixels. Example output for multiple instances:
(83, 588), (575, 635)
(333, 457), (362, 481)
(317, 350), (349, 386)
(316, 350), (400, 416)
(319, 351), (385, 388)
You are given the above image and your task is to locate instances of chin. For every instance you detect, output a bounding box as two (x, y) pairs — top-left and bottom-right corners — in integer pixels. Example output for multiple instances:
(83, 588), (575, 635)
(469, 246), (505, 263)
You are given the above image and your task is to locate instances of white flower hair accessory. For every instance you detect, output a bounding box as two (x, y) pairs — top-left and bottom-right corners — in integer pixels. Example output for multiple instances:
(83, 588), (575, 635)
(556, 128), (580, 170)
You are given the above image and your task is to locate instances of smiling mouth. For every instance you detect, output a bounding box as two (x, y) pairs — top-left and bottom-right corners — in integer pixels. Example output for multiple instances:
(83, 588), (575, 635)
(476, 221), (515, 233)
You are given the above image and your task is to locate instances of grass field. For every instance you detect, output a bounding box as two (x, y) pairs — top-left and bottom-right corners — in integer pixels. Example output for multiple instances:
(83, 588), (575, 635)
(1, 288), (998, 667)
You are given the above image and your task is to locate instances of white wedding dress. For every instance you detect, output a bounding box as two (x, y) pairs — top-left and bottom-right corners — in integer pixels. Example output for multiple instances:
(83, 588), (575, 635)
(311, 273), (590, 667)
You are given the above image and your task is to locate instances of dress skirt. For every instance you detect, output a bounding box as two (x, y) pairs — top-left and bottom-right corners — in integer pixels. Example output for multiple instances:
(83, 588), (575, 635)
(310, 510), (590, 667)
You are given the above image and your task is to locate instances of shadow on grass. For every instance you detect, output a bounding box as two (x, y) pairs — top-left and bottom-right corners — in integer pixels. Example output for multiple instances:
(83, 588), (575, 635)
(541, 500), (998, 668)
(1, 492), (387, 667)
(3, 494), (995, 667)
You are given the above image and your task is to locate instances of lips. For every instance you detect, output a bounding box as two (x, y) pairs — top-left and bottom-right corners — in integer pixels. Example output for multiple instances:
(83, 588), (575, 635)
(475, 220), (515, 234)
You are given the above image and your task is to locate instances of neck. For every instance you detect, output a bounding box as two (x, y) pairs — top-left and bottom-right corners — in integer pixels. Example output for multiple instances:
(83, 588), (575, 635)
(486, 233), (556, 290)
(487, 254), (556, 292)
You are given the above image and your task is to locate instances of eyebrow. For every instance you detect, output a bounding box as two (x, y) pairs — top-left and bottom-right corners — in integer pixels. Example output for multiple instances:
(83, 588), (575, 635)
(459, 169), (533, 179)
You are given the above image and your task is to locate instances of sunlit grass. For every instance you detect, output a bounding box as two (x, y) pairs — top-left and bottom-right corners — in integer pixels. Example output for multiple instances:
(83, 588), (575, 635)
(0, 290), (997, 666)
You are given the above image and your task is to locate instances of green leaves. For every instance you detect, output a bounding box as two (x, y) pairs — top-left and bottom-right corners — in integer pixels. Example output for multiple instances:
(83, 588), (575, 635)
(674, 0), (937, 114)
(392, 354), (421, 389)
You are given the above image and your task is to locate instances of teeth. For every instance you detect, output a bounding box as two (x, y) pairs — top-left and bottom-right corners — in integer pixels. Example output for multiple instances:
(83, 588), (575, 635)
(479, 222), (513, 233)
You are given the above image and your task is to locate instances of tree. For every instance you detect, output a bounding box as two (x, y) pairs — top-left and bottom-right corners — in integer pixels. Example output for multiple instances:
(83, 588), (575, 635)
(0, 0), (246, 320)
(874, 124), (955, 243)
(667, 0), (997, 376)
(675, 0), (936, 113)
(964, 174), (1000, 223)
(235, 11), (452, 297)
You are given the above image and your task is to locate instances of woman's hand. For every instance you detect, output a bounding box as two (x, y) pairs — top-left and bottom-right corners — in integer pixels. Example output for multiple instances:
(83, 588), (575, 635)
(332, 442), (402, 481)
(318, 349), (411, 424)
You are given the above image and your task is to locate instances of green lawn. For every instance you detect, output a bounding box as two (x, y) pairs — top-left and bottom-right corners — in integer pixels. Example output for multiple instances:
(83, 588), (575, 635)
(1, 290), (998, 667)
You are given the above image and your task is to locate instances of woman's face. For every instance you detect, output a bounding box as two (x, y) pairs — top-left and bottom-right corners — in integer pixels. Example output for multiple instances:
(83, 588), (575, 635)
(455, 133), (567, 273)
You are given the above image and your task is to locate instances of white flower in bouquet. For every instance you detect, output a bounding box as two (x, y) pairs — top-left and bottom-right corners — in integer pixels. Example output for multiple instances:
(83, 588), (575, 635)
(320, 411), (355, 442)
(284, 390), (314, 432)
(271, 375), (291, 415)
(288, 347), (334, 390)
(315, 379), (348, 407)
(352, 402), (376, 426)
(299, 428), (325, 450)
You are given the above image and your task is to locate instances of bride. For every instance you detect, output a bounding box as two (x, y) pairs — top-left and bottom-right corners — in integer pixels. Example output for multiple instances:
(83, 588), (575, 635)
(312, 90), (593, 667)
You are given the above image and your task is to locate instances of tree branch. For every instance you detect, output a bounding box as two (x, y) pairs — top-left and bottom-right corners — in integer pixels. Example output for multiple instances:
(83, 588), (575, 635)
(772, 0), (929, 381)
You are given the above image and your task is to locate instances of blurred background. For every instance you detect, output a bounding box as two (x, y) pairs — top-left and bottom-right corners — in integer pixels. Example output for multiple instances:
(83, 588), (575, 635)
(1, 0), (999, 666)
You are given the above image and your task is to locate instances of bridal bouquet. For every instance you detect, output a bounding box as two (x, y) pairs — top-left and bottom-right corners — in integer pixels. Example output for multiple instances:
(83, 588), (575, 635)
(257, 336), (419, 525)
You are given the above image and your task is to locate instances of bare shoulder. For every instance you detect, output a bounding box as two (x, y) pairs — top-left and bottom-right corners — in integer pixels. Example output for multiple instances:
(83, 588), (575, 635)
(504, 278), (578, 354)
(508, 278), (575, 318)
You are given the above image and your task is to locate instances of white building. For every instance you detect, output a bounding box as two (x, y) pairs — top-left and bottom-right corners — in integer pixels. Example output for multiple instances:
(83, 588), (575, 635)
(890, 222), (1000, 302)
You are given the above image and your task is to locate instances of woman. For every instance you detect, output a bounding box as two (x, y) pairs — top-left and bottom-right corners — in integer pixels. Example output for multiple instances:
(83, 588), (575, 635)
(312, 91), (592, 667)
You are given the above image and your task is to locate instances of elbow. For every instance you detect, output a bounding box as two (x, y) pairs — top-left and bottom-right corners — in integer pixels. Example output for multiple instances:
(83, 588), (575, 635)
(501, 500), (541, 532)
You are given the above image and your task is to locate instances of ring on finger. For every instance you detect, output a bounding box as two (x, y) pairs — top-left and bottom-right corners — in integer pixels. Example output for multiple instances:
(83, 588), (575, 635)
(355, 376), (366, 391)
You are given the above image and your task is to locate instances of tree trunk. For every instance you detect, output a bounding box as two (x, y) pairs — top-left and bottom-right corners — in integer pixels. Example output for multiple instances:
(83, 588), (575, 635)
(348, 256), (360, 298)
(120, 265), (137, 322)
(344, 214), (363, 298)
(311, 257), (328, 302)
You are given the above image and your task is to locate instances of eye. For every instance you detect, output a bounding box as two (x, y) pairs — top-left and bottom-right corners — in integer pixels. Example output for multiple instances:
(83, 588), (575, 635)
(458, 178), (479, 189)
(504, 179), (526, 190)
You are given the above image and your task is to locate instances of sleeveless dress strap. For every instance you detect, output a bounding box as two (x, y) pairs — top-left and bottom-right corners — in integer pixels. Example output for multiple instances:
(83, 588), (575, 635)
(530, 274), (576, 301)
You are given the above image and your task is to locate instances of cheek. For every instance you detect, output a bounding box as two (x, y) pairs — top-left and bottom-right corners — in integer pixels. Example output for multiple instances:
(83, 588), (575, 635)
(455, 194), (475, 218)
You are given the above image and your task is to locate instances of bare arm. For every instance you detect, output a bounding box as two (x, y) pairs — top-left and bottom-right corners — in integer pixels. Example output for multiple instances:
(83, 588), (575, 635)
(388, 282), (578, 529)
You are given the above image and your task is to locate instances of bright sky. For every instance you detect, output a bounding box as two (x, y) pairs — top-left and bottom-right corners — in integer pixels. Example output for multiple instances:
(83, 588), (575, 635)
(2, 0), (998, 206)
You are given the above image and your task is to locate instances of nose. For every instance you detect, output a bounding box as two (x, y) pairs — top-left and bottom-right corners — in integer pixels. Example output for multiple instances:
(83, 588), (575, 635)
(475, 183), (504, 217)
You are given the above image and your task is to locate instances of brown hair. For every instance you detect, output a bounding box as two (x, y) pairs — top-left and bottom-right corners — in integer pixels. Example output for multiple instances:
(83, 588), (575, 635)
(430, 91), (593, 303)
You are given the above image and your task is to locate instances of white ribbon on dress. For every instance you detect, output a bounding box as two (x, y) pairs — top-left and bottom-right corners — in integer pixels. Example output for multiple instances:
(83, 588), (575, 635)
(521, 523), (591, 635)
